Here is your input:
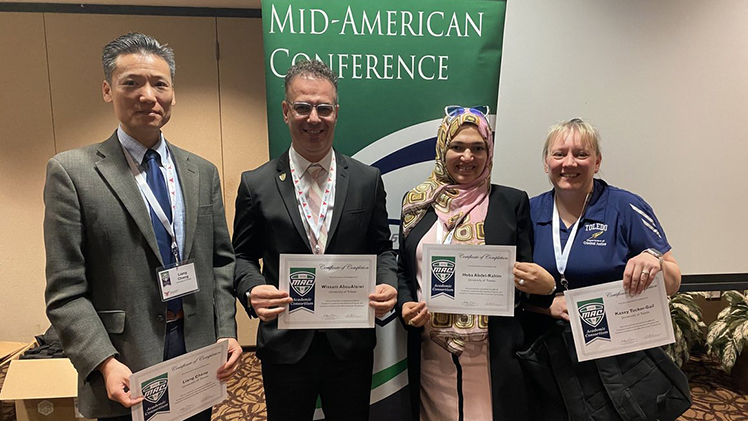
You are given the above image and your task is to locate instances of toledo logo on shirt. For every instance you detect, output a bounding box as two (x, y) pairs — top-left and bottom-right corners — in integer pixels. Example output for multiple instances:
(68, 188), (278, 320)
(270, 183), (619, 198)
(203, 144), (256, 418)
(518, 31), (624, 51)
(583, 222), (608, 246)
(577, 298), (612, 344)
(431, 256), (456, 299)
(141, 373), (170, 421)
(289, 268), (316, 313)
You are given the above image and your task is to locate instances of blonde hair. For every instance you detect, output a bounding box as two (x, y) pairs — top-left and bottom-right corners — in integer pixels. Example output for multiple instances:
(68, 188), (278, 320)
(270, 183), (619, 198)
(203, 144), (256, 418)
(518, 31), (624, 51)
(542, 118), (601, 160)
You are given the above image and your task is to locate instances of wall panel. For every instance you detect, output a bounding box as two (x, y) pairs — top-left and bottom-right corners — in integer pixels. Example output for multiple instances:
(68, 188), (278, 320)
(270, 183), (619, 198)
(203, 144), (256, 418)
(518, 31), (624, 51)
(1, 11), (270, 343)
(44, 13), (223, 171)
(0, 13), (56, 341)
(217, 17), (269, 346)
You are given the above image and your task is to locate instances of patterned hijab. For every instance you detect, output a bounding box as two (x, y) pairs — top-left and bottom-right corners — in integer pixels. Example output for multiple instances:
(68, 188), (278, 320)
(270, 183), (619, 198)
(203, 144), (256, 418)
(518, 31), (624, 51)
(402, 108), (495, 355)
(401, 108), (494, 240)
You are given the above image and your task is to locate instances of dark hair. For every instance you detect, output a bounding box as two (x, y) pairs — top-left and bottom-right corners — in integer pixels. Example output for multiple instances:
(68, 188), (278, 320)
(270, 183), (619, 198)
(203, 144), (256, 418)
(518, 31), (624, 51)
(284, 60), (338, 103)
(102, 32), (175, 83)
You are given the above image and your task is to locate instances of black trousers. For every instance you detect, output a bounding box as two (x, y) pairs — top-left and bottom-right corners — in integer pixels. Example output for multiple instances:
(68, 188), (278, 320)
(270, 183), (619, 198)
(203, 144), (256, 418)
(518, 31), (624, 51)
(261, 332), (374, 421)
(100, 320), (212, 421)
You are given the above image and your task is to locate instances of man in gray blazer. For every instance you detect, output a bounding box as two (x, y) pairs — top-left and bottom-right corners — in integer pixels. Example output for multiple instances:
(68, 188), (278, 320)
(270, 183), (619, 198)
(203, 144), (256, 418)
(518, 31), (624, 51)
(44, 33), (241, 421)
(233, 60), (398, 420)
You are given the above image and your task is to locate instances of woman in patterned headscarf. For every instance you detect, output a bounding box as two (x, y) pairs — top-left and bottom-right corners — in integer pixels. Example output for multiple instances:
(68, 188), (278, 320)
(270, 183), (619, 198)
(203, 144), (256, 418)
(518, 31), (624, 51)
(397, 107), (556, 421)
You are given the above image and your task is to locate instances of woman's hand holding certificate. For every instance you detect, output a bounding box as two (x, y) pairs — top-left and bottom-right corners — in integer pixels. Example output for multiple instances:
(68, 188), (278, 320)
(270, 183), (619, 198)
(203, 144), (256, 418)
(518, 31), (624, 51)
(565, 272), (675, 362)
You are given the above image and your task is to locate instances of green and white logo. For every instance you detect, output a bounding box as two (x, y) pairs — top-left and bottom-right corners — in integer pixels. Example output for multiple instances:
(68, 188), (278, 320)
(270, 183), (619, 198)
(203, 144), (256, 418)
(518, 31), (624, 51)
(289, 267), (316, 313)
(431, 256), (456, 299)
(577, 297), (611, 344)
(289, 268), (316, 296)
(142, 373), (168, 404)
(141, 373), (170, 421)
(578, 299), (606, 328)
(431, 258), (456, 283)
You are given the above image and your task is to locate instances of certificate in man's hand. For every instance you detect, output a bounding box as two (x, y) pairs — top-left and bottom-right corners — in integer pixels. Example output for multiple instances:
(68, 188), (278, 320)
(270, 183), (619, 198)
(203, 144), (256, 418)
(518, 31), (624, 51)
(129, 341), (227, 421)
(422, 244), (516, 317)
(565, 272), (675, 362)
(278, 254), (376, 329)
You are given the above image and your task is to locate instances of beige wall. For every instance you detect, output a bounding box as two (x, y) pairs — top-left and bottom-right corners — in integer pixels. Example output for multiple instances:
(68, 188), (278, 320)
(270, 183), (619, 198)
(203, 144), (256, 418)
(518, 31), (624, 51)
(0, 12), (266, 346)
(0, 12), (55, 341)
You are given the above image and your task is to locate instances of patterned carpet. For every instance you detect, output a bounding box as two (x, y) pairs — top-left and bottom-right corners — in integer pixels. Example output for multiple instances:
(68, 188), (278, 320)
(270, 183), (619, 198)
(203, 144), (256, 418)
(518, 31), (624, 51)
(214, 350), (267, 420)
(678, 354), (748, 420)
(2, 351), (746, 421)
(212, 351), (748, 421)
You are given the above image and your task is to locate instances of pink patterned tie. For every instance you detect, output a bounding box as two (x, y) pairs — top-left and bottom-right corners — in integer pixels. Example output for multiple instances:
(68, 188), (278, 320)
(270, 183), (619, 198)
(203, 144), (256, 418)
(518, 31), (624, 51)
(305, 164), (328, 254)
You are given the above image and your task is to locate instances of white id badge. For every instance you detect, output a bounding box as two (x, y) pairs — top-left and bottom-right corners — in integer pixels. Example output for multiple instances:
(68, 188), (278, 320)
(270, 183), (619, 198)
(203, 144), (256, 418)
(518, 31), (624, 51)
(157, 260), (199, 301)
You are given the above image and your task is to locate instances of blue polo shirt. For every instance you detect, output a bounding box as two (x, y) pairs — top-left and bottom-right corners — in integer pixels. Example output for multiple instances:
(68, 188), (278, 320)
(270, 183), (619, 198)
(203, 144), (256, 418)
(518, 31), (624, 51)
(530, 179), (671, 290)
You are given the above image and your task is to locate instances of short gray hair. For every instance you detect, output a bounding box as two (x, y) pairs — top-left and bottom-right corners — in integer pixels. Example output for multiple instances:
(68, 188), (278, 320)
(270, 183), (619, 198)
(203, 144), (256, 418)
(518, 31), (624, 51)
(102, 33), (175, 83)
(284, 60), (338, 103)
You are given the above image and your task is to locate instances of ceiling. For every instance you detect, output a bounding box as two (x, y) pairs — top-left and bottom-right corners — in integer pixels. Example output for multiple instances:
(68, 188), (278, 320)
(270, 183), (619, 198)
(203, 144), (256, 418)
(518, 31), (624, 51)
(0, 0), (262, 9)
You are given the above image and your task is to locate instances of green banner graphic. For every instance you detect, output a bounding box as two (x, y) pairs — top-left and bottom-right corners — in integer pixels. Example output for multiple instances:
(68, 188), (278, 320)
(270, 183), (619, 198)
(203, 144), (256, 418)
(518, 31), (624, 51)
(263, 0), (505, 157)
(262, 1), (506, 419)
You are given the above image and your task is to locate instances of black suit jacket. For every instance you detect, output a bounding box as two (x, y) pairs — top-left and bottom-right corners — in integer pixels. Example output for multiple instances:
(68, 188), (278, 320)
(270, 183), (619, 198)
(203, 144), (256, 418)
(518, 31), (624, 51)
(397, 184), (552, 421)
(233, 149), (397, 364)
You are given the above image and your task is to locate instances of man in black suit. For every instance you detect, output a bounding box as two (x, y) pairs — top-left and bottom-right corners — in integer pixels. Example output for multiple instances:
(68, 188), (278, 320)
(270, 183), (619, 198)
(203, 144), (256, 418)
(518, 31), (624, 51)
(232, 60), (397, 421)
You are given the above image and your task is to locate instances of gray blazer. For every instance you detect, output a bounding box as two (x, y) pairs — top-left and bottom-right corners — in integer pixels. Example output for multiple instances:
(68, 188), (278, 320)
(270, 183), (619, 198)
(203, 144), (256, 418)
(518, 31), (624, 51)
(44, 132), (236, 419)
(233, 149), (397, 364)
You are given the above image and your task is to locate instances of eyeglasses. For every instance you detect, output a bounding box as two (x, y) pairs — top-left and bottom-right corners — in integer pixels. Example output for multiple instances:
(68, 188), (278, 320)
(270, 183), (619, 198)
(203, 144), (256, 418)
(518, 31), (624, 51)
(444, 105), (490, 118)
(287, 101), (336, 117)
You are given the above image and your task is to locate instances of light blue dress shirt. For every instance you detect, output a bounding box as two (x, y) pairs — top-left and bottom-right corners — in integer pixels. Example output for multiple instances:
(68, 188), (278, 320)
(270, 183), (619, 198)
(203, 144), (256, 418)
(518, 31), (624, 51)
(117, 126), (186, 259)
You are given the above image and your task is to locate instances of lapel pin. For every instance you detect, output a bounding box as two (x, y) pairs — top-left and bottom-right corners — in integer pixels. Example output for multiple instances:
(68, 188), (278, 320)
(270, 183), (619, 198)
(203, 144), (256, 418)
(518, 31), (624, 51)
(279, 173), (287, 181)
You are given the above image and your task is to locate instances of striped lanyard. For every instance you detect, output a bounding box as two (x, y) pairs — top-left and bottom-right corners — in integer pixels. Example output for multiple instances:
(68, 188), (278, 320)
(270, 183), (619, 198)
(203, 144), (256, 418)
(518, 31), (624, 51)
(122, 144), (179, 262)
(289, 154), (336, 240)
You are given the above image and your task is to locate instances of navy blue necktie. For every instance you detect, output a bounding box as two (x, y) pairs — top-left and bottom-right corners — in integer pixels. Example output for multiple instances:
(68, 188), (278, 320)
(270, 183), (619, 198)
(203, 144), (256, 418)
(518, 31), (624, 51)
(143, 149), (182, 313)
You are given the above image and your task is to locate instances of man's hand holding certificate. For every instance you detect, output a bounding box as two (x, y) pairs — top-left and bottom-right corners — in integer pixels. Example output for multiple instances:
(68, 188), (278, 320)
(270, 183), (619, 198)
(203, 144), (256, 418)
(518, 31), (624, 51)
(129, 341), (228, 421)
(278, 254), (376, 329)
(566, 272), (675, 362)
(422, 244), (516, 317)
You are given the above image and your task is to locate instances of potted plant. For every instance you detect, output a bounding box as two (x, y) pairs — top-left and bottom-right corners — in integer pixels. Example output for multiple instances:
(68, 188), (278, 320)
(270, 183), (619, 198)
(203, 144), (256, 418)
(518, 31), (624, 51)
(665, 292), (707, 367)
(706, 290), (748, 390)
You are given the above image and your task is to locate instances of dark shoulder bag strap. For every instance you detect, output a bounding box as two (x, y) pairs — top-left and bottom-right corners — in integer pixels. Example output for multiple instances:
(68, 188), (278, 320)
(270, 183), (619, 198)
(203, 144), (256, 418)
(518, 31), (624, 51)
(595, 357), (648, 421)
(545, 326), (594, 421)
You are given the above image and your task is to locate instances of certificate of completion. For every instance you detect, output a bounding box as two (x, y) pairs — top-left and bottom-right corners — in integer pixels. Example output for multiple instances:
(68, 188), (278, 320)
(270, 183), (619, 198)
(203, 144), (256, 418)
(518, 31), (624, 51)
(130, 341), (228, 421)
(565, 273), (675, 362)
(278, 254), (376, 329)
(422, 244), (516, 317)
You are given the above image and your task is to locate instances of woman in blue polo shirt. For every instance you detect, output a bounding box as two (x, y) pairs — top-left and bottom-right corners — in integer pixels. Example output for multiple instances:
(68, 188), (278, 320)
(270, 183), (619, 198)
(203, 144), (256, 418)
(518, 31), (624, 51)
(529, 118), (681, 320)
(521, 118), (690, 421)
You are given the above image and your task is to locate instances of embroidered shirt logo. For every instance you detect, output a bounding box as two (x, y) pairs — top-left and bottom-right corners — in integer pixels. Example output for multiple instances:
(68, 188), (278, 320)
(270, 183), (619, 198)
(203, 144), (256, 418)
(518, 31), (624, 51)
(583, 223), (608, 246)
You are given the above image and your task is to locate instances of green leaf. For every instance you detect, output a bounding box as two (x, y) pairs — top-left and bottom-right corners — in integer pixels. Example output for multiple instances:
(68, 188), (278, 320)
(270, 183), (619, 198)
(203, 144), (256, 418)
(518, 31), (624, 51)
(707, 320), (728, 344)
(732, 321), (748, 352)
(717, 305), (732, 320)
(723, 342), (737, 373)
(671, 303), (702, 322)
(724, 290), (748, 306)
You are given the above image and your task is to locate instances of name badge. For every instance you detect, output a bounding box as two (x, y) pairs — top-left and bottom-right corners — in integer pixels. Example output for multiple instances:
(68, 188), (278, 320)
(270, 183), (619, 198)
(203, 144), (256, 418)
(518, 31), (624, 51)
(157, 260), (199, 302)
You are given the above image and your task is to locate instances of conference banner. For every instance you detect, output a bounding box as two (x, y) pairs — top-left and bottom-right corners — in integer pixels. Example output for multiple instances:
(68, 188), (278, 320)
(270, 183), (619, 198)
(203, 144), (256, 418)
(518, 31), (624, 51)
(262, 1), (506, 419)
